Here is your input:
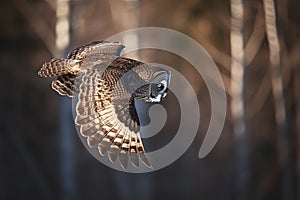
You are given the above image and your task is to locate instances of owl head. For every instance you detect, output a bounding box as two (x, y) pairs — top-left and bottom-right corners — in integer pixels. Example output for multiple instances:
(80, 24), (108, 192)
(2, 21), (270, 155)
(146, 69), (170, 103)
(121, 64), (171, 103)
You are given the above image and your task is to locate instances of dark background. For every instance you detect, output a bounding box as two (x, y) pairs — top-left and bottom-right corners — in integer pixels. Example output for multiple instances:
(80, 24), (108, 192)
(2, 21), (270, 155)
(1, 0), (300, 199)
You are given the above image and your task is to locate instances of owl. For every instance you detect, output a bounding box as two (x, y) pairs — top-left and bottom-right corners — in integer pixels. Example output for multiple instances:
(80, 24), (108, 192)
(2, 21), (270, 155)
(38, 41), (171, 169)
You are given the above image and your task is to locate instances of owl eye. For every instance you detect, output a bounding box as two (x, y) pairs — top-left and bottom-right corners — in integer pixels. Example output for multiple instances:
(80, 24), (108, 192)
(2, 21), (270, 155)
(156, 83), (164, 91)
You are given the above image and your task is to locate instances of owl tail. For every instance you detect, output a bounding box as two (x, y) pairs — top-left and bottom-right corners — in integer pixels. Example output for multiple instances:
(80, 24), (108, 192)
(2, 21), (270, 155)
(38, 58), (79, 77)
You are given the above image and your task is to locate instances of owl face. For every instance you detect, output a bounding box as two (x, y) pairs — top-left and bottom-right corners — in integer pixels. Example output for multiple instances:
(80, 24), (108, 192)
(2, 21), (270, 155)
(148, 71), (170, 102)
(133, 68), (171, 103)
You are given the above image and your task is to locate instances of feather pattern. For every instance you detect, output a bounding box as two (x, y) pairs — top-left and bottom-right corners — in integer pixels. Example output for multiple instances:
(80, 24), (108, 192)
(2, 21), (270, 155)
(74, 65), (153, 169)
(37, 41), (170, 170)
(51, 73), (79, 97)
(38, 58), (79, 77)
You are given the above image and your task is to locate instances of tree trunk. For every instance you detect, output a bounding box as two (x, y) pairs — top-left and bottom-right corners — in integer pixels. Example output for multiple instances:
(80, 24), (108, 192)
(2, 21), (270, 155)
(263, 0), (294, 199)
(230, 0), (248, 199)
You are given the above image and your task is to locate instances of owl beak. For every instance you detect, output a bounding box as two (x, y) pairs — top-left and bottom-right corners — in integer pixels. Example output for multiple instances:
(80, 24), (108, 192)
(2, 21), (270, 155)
(163, 87), (168, 98)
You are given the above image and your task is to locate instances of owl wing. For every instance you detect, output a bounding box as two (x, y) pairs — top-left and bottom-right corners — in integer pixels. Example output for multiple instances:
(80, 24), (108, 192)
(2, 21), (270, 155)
(38, 41), (153, 169)
(67, 41), (125, 60)
(38, 41), (125, 97)
(75, 60), (152, 169)
(38, 58), (80, 77)
(51, 73), (80, 97)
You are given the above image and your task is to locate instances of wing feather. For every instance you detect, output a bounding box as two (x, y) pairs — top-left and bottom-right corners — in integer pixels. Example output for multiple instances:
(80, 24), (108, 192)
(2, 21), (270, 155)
(51, 73), (79, 97)
(38, 58), (79, 77)
(129, 134), (139, 167)
(108, 128), (126, 163)
(98, 123), (121, 156)
(74, 58), (152, 169)
(68, 41), (125, 60)
(137, 133), (153, 168)
(87, 131), (105, 147)
(119, 131), (130, 169)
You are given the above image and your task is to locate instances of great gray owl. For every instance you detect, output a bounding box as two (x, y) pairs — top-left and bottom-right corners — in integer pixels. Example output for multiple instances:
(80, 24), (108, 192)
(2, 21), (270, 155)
(38, 41), (171, 169)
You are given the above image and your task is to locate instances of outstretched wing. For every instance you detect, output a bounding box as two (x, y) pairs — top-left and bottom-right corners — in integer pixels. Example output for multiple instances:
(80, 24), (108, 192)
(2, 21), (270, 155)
(75, 58), (152, 169)
(38, 58), (80, 77)
(38, 41), (125, 97)
(67, 41), (125, 60)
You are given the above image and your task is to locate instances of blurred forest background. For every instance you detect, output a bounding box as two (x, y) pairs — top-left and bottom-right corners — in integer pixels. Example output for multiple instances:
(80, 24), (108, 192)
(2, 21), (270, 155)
(1, 0), (300, 199)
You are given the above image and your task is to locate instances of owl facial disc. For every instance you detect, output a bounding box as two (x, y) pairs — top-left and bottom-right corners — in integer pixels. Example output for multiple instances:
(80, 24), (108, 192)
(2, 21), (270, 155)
(148, 80), (168, 102)
(146, 70), (170, 103)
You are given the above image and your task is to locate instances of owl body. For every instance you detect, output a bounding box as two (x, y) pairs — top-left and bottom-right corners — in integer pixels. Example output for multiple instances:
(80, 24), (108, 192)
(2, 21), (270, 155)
(38, 41), (170, 169)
